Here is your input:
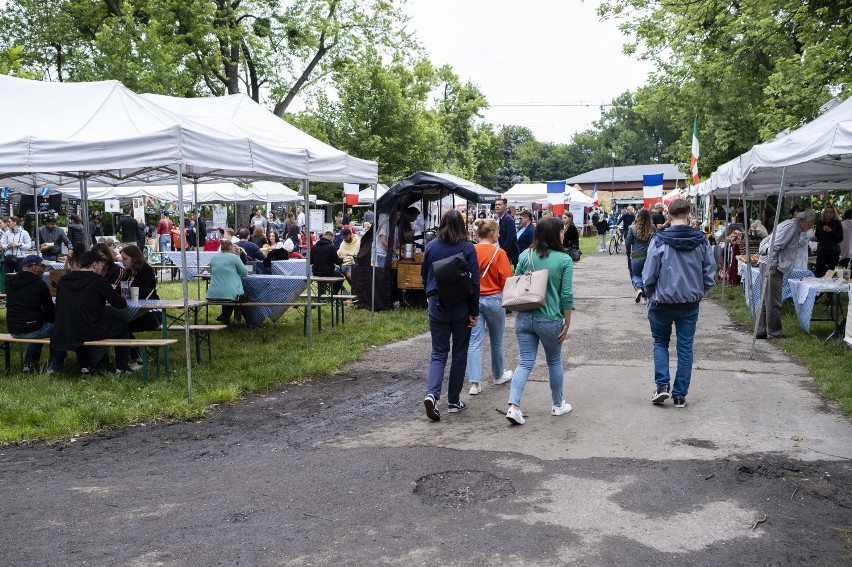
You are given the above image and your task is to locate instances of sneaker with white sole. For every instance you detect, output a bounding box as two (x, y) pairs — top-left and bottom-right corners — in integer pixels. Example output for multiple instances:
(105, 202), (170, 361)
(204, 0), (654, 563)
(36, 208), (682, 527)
(469, 383), (482, 395)
(551, 401), (572, 416)
(447, 400), (467, 413)
(494, 370), (513, 385)
(506, 407), (525, 425)
(128, 361), (144, 372)
(673, 396), (686, 408)
(424, 394), (440, 422)
(651, 384), (671, 404)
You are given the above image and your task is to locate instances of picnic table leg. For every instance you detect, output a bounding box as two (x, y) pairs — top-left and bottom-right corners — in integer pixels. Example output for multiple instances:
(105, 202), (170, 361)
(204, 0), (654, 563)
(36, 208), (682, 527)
(161, 310), (170, 373)
(3, 341), (10, 375)
(141, 347), (149, 385)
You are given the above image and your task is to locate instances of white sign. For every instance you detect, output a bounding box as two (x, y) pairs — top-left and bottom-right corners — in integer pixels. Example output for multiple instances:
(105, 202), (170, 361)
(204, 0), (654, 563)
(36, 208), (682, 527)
(132, 197), (145, 223)
(104, 199), (120, 213)
(308, 209), (325, 233)
(212, 204), (228, 228)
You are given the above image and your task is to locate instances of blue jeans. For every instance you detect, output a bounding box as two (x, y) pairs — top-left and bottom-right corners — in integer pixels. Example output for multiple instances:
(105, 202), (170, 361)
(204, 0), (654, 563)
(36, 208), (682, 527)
(647, 306), (700, 397)
(159, 234), (171, 251)
(467, 294), (506, 383)
(508, 312), (565, 408)
(425, 296), (471, 404)
(11, 322), (55, 368)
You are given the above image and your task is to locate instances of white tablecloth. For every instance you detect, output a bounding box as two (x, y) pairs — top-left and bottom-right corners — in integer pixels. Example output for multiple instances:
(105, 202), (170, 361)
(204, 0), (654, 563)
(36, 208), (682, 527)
(787, 278), (851, 334)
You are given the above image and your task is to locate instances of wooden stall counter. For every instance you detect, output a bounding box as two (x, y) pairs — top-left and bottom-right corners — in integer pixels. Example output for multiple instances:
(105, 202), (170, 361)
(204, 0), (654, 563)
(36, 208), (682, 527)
(395, 254), (424, 290)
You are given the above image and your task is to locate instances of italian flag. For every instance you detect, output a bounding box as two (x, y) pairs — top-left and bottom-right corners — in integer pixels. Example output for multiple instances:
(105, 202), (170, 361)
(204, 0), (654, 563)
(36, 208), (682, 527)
(690, 119), (700, 185)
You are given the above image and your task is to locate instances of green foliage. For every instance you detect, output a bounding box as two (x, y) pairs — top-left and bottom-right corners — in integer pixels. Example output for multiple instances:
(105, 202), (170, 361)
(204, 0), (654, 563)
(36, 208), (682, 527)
(494, 126), (524, 190)
(0, 281), (429, 443)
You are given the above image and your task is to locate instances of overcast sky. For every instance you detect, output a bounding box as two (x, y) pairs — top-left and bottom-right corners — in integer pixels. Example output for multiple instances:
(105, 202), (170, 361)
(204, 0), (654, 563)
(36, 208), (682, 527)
(403, 0), (654, 145)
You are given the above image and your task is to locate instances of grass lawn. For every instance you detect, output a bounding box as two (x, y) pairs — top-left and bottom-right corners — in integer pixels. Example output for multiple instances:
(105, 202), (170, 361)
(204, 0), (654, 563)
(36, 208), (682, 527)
(707, 284), (852, 417)
(0, 281), (428, 444)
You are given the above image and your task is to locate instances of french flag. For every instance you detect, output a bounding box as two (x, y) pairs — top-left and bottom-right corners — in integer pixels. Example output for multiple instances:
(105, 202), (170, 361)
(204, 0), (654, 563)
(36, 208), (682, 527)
(547, 180), (566, 216)
(343, 183), (359, 206)
(591, 183), (599, 207)
(643, 174), (664, 209)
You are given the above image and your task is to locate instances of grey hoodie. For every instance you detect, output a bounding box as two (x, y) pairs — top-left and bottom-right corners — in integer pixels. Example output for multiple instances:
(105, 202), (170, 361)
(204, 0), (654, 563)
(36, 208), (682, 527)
(642, 225), (716, 308)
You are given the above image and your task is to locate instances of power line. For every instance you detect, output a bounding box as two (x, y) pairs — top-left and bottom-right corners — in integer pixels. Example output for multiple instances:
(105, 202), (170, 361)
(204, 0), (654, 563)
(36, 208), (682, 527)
(490, 102), (613, 108)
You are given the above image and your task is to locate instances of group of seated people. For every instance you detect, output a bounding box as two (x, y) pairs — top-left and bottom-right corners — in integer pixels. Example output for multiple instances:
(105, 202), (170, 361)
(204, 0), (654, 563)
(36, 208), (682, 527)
(5, 243), (160, 374)
(206, 227), (361, 325)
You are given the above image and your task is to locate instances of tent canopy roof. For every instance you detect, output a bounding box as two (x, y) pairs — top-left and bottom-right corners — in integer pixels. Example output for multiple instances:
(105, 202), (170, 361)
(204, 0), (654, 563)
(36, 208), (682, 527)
(377, 171), (499, 212)
(503, 183), (593, 204)
(141, 93), (378, 184)
(567, 164), (685, 185)
(0, 76), (310, 188)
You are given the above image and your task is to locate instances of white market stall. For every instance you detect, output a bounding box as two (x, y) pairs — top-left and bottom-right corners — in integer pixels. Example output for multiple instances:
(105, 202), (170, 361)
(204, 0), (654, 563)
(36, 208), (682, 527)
(503, 182), (593, 222)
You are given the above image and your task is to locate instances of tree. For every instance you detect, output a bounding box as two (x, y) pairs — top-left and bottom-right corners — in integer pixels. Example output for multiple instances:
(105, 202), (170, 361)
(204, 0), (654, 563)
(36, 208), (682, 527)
(598, 0), (852, 174)
(494, 127), (524, 191)
(0, 0), (412, 115)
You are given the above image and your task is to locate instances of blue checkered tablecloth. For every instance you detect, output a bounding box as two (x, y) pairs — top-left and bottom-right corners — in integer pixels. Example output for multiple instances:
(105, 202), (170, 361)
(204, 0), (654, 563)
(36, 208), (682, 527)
(269, 259), (310, 277)
(788, 279), (851, 334)
(106, 299), (164, 323)
(740, 265), (814, 317)
(160, 251), (218, 279)
(239, 275), (308, 327)
(49, 262), (65, 270)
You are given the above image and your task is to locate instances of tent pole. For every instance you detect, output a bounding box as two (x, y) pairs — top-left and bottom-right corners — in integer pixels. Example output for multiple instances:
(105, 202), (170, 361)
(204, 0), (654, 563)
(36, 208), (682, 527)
(750, 168), (787, 359)
(371, 183), (377, 317)
(32, 184), (40, 254)
(303, 180), (313, 348)
(80, 176), (90, 250)
(177, 166), (193, 402)
(194, 179), (200, 300)
(724, 186), (731, 300)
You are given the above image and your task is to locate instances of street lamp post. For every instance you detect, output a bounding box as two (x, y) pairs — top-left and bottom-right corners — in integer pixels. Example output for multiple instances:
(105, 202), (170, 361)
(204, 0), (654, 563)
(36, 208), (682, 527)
(610, 151), (616, 211)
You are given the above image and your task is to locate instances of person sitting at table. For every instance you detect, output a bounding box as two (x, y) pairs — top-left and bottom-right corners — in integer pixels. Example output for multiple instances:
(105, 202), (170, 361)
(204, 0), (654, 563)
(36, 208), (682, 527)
(299, 226), (317, 254)
(49, 251), (133, 374)
(235, 228), (265, 265)
(120, 244), (160, 368)
(337, 228), (360, 285)
(283, 238), (304, 259)
(64, 241), (86, 271)
(249, 227), (268, 248)
(264, 231), (284, 253)
(311, 231), (345, 295)
(207, 240), (248, 326)
(92, 242), (125, 289)
(6, 255), (58, 372)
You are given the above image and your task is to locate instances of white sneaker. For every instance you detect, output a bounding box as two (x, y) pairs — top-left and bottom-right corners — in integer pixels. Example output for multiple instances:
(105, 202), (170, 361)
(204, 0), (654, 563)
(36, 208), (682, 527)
(506, 407), (525, 425)
(494, 370), (513, 385)
(469, 383), (482, 395)
(551, 401), (572, 416)
(128, 361), (144, 372)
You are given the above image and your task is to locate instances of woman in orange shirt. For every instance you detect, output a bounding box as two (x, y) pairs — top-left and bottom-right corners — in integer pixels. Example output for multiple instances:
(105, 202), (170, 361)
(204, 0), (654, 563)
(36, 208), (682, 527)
(467, 219), (515, 395)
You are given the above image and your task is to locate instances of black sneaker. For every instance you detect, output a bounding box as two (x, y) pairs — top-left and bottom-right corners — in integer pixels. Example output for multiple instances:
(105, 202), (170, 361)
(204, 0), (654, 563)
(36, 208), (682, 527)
(673, 396), (686, 408)
(424, 394), (441, 422)
(447, 400), (467, 413)
(651, 385), (671, 404)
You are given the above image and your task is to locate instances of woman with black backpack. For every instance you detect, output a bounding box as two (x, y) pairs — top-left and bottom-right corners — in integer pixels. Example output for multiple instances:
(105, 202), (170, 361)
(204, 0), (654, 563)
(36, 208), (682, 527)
(420, 209), (480, 422)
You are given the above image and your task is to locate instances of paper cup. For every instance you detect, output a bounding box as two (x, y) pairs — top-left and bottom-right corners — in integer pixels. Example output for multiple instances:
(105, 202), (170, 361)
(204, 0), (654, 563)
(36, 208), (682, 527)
(130, 287), (140, 301)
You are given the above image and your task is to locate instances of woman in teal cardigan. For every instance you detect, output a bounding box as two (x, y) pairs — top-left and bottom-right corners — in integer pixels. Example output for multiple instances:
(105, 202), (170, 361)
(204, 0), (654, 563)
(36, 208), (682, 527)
(207, 240), (248, 324)
(505, 217), (574, 425)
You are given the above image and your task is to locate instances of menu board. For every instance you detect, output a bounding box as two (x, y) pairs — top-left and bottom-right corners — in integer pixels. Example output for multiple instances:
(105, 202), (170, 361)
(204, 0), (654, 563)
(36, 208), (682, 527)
(67, 199), (80, 217)
(0, 198), (11, 218)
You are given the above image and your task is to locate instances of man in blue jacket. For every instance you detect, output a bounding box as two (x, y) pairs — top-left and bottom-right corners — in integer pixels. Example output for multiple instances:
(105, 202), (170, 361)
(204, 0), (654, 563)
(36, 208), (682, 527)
(494, 198), (519, 265)
(642, 198), (715, 408)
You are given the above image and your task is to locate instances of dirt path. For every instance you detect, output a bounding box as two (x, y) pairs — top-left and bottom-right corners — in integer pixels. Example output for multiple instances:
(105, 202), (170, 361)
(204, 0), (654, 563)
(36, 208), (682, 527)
(2, 250), (850, 566)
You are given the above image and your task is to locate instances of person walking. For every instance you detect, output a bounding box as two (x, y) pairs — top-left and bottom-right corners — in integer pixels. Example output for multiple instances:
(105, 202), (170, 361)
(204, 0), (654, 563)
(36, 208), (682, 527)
(156, 212), (174, 252)
(642, 199), (716, 408)
(757, 209), (816, 339)
(494, 198), (519, 266)
(505, 217), (574, 425)
(467, 219), (514, 396)
(421, 210), (480, 422)
(812, 205), (844, 277)
(595, 215), (610, 252)
(625, 208), (654, 303)
(516, 210), (535, 253)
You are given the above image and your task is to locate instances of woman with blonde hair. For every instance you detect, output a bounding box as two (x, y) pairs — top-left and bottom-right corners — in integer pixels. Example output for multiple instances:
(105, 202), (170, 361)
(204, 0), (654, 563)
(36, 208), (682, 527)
(466, 218), (514, 395)
(625, 208), (655, 303)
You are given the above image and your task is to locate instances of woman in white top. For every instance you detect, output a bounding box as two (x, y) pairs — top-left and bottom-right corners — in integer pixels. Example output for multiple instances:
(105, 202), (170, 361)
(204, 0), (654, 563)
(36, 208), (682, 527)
(2, 216), (32, 273)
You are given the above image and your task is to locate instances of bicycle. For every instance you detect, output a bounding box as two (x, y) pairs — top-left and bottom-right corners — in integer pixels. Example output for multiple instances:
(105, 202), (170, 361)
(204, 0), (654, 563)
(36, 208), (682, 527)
(608, 229), (624, 255)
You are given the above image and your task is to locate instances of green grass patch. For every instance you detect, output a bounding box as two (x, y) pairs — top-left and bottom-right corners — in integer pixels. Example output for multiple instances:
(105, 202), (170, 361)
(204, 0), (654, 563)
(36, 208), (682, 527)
(0, 281), (428, 444)
(707, 284), (852, 417)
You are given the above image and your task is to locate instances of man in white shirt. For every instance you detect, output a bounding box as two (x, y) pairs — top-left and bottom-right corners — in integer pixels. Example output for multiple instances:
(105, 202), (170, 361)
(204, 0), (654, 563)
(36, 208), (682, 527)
(296, 206), (305, 230)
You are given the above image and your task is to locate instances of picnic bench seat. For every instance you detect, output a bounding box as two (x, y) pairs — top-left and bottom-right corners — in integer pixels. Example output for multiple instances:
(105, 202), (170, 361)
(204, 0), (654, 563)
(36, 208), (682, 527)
(330, 294), (358, 325)
(205, 300), (327, 334)
(0, 334), (177, 384)
(166, 324), (227, 363)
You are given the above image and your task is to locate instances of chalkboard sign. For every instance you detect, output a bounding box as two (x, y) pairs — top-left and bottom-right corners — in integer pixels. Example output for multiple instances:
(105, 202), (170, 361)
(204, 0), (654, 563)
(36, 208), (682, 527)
(19, 194), (61, 217)
(0, 198), (11, 218)
(67, 199), (80, 217)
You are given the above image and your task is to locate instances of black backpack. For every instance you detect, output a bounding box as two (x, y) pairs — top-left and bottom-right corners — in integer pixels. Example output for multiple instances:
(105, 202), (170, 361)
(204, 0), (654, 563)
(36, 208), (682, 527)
(433, 252), (472, 309)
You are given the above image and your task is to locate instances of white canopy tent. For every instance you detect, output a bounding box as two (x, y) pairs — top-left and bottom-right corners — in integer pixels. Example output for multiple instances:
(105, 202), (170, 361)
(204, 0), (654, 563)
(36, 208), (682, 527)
(503, 183), (593, 205)
(141, 93), (378, 184)
(358, 184), (389, 204)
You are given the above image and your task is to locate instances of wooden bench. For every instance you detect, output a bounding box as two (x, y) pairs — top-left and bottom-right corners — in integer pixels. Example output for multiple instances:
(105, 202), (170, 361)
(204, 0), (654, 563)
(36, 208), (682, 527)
(0, 334), (177, 384)
(166, 324), (227, 363)
(205, 301), (327, 334)
(330, 294), (358, 325)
